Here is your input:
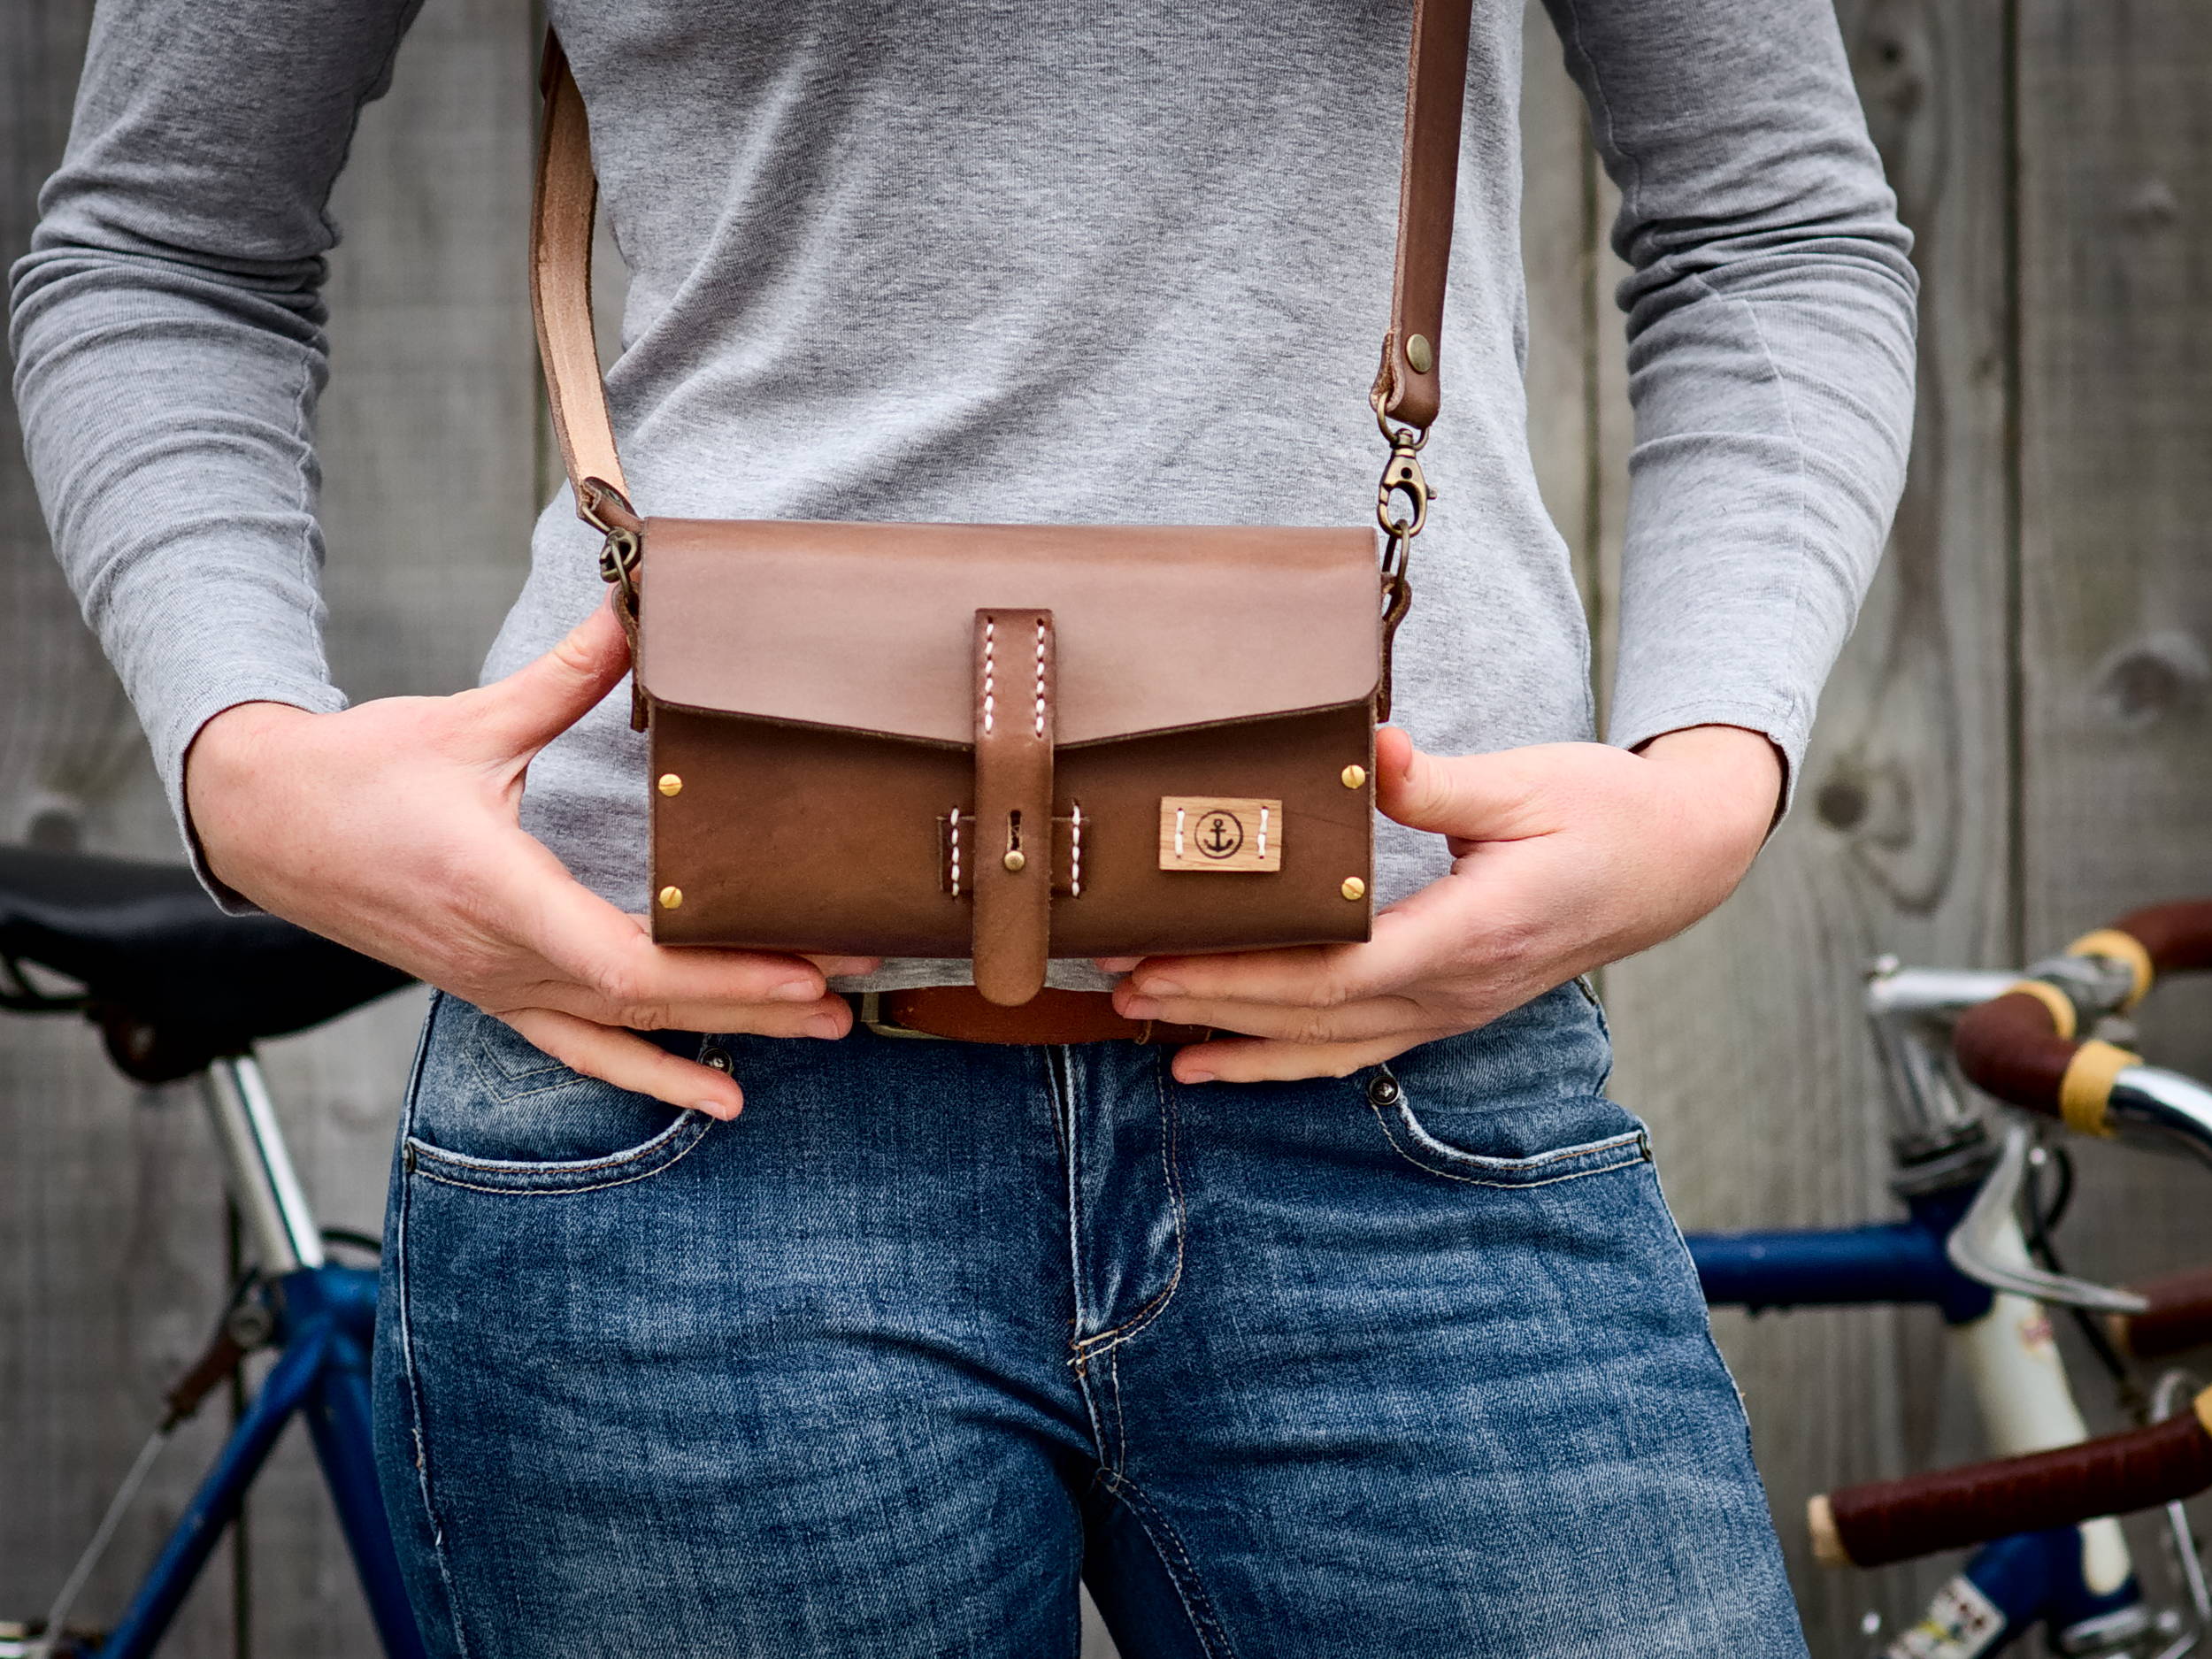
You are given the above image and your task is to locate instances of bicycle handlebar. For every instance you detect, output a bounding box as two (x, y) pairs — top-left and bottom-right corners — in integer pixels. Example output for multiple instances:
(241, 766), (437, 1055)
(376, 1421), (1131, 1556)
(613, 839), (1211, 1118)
(2108, 1264), (2212, 1361)
(1809, 1387), (2212, 1570)
(1953, 899), (2212, 1159)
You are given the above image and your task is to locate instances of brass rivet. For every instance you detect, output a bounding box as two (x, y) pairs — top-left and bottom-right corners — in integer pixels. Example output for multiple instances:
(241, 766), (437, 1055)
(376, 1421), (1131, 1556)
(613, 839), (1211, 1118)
(1002, 849), (1026, 873)
(657, 773), (683, 797)
(1341, 764), (1368, 790)
(1340, 877), (1367, 902)
(657, 886), (684, 910)
(1405, 334), (1433, 374)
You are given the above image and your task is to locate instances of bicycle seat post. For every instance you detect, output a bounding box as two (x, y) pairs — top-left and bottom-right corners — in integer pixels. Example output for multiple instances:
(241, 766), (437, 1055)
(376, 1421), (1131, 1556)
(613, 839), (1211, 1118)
(198, 1052), (326, 1274)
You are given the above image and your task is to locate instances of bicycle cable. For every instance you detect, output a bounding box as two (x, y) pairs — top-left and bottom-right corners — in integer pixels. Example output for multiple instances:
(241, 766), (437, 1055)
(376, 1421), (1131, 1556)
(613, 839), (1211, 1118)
(2024, 1138), (2146, 1418)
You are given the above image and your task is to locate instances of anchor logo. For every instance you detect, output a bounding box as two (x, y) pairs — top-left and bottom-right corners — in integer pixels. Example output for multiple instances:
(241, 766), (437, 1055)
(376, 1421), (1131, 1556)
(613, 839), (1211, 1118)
(1195, 810), (1244, 859)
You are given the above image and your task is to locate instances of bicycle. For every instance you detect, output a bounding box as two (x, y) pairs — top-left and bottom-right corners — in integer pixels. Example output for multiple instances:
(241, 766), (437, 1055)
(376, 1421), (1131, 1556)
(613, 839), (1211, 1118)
(1678, 904), (2212, 1657)
(0, 846), (425, 1659)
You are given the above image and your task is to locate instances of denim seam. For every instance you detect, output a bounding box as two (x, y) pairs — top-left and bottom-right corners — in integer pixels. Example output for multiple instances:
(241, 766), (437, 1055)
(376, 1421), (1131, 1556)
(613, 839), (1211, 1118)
(464, 1019), (598, 1103)
(1112, 1348), (1129, 1474)
(390, 1000), (474, 1657)
(404, 1113), (712, 1195)
(1071, 1053), (1187, 1360)
(1369, 1095), (1652, 1188)
(1094, 1469), (1238, 1659)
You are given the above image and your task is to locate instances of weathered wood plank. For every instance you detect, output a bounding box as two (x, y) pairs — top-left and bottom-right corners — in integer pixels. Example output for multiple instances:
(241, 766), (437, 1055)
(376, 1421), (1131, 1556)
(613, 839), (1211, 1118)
(2016, 0), (2212, 1344)
(1595, 3), (2020, 1651)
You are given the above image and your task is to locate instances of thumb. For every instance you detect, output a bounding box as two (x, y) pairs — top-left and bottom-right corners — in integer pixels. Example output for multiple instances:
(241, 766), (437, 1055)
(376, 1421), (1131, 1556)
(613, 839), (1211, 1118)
(460, 596), (633, 761)
(1375, 727), (1537, 841)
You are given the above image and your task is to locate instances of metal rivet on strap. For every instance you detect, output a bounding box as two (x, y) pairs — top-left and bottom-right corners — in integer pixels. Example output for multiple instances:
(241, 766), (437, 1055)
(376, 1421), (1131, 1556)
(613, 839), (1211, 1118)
(1405, 334), (1433, 374)
(658, 886), (684, 910)
(1002, 850), (1026, 873)
(1341, 764), (1368, 789)
(1340, 877), (1367, 902)
(657, 773), (683, 797)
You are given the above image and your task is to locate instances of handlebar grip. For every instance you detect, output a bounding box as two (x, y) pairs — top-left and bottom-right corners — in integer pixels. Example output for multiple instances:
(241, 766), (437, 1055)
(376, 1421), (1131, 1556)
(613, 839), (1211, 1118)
(1808, 1390), (2212, 1570)
(2108, 1264), (2212, 1361)
(1951, 987), (2138, 1137)
(2066, 899), (2212, 1011)
(2108, 900), (2212, 975)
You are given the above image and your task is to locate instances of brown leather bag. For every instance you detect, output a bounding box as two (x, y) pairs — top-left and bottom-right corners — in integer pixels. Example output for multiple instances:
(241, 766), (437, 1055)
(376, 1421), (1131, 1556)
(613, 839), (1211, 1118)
(530, 2), (1471, 1007)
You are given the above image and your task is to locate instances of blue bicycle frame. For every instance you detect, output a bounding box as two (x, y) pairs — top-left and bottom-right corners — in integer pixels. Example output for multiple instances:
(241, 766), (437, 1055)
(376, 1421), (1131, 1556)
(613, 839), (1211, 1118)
(85, 1263), (424, 1659)
(1686, 1181), (2145, 1654)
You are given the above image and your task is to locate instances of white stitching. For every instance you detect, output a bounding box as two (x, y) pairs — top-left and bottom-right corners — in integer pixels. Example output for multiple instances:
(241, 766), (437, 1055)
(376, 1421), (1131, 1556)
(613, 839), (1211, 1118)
(1071, 1056), (1187, 1357)
(1033, 616), (1048, 738)
(1366, 1092), (1651, 1189)
(949, 807), (962, 896)
(982, 618), (995, 735)
(404, 1114), (712, 1194)
(1071, 802), (1082, 897)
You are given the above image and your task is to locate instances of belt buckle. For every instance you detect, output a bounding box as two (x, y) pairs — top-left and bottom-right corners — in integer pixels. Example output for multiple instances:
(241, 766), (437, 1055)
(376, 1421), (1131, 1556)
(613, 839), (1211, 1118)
(854, 991), (953, 1041)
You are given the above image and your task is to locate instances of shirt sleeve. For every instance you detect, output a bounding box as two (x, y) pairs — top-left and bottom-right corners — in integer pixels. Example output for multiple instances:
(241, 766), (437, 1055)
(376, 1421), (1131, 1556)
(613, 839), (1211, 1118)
(8, 0), (424, 895)
(1540, 0), (1919, 803)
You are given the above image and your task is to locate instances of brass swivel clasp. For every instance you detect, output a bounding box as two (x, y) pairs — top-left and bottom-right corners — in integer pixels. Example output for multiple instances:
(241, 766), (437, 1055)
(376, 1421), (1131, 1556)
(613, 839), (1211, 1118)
(1369, 403), (1435, 724)
(1373, 419), (1433, 542)
(597, 524), (641, 601)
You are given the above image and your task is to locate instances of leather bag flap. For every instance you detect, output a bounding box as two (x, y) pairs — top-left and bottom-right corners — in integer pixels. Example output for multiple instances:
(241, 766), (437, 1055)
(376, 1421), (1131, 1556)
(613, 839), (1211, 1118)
(634, 519), (1381, 745)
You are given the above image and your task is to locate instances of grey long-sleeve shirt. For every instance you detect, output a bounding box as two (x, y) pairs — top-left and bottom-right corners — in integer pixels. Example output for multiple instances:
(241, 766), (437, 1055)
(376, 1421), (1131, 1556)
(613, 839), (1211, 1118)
(11, 0), (1915, 994)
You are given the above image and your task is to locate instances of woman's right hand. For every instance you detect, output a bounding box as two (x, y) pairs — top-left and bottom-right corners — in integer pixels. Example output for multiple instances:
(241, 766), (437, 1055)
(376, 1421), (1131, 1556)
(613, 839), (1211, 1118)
(183, 599), (872, 1116)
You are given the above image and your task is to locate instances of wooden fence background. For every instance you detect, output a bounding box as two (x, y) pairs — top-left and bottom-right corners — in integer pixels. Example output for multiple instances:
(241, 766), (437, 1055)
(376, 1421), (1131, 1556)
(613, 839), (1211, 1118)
(4, 3), (2208, 1654)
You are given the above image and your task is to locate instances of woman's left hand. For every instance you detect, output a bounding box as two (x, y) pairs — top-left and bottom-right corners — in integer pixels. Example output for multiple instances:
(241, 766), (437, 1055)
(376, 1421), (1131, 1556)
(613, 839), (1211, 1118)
(1101, 723), (1784, 1084)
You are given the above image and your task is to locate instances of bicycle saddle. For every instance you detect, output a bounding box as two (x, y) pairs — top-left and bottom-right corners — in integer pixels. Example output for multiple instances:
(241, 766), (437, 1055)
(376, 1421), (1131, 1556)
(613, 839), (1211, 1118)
(0, 846), (412, 1084)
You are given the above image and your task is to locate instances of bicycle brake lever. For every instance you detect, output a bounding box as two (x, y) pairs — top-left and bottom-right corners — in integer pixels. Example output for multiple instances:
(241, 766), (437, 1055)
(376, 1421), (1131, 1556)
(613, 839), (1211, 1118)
(1946, 1122), (2150, 1314)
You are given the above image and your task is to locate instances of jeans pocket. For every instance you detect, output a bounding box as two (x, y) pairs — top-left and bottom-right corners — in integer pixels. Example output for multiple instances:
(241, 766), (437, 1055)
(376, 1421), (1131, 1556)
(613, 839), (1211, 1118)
(402, 995), (714, 1188)
(1366, 1074), (1650, 1188)
(403, 1110), (713, 1196)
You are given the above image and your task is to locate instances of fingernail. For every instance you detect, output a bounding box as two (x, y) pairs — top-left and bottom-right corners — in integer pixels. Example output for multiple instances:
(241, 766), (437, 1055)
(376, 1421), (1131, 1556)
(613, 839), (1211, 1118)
(1122, 996), (1161, 1019)
(1135, 978), (1184, 999)
(804, 1013), (844, 1039)
(695, 1099), (741, 1119)
(1095, 957), (1141, 973)
(772, 979), (822, 1002)
(1179, 1070), (1217, 1086)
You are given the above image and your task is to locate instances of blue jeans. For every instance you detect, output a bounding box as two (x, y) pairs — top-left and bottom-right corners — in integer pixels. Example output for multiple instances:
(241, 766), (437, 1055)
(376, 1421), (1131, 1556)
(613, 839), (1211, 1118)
(373, 984), (1807, 1657)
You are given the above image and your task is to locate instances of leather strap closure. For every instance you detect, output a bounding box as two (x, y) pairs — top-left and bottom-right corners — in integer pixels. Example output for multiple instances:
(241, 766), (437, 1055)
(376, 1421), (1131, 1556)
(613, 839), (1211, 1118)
(531, 5), (1473, 515)
(971, 610), (1055, 1006)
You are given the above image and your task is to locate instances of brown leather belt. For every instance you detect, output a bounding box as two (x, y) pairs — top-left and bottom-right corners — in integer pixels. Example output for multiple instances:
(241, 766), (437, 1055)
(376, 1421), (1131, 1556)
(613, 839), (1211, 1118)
(854, 986), (1211, 1047)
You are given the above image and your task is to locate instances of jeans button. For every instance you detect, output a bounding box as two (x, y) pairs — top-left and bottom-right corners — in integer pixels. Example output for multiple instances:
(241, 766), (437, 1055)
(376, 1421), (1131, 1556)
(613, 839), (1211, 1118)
(701, 1045), (733, 1074)
(1366, 1071), (1402, 1107)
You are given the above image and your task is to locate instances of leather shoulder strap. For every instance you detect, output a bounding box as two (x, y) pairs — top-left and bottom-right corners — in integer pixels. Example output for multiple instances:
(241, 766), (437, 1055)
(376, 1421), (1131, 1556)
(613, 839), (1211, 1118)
(1371, 0), (1474, 432)
(534, 35), (632, 524)
(533, 5), (1472, 523)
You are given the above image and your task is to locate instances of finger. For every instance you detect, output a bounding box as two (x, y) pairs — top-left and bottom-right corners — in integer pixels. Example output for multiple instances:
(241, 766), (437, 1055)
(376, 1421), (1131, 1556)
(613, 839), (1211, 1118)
(1376, 728), (1547, 841)
(1115, 983), (1429, 1044)
(804, 954), (885, 979)
(531, 981), (856, 1041)
(454, 598), (632, 763)
(500, 1008), (746, 1117)
(1119, 904), (1456, 1007)
(1168, 1029), (1441, 1086)
(511, 872), (840, 1014)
